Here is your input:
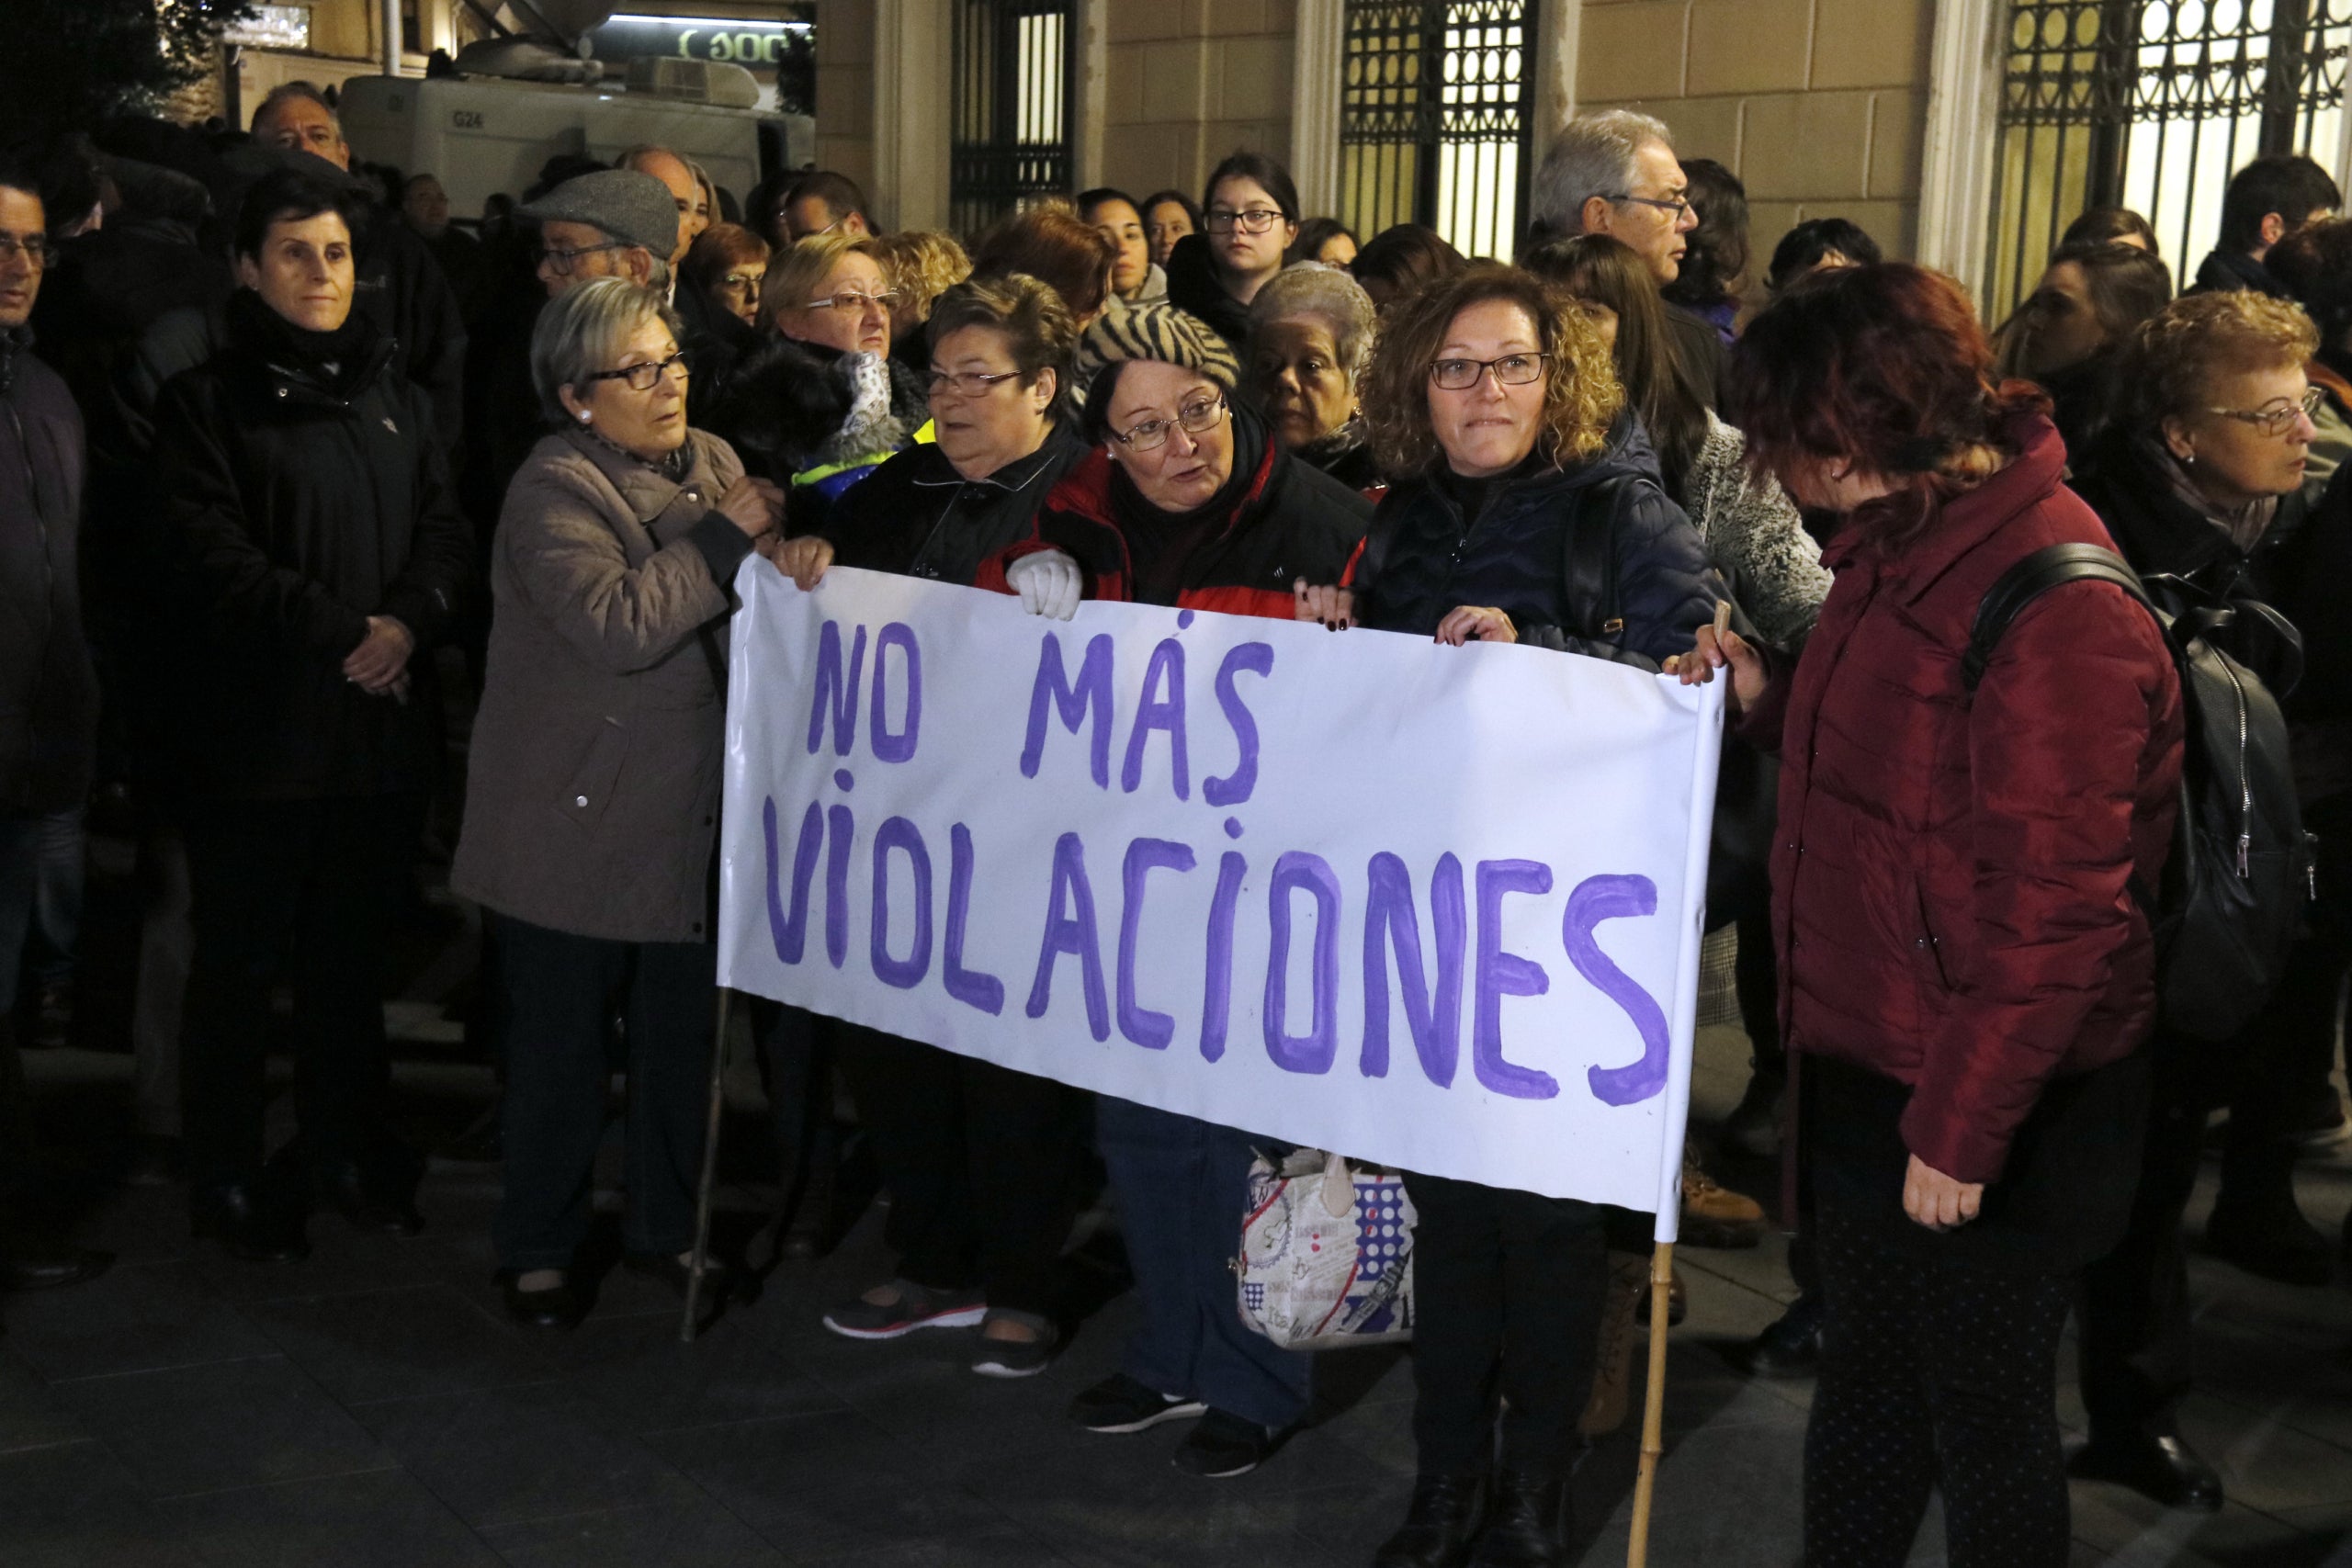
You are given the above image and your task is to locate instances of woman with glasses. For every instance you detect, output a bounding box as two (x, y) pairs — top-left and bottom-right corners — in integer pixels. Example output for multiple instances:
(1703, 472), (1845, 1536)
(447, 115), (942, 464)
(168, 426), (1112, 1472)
(452, 278), (785, 1329)
(674, 222), (769, 422)
(765, 274), (1100, 1375)
(1165, 152), (1302, 346)
(1294, 265), (1719, 1566)
(2066, 288), (2330, 1512)
(710, 231), (928, 532)
(982, 306), (1371, 1477)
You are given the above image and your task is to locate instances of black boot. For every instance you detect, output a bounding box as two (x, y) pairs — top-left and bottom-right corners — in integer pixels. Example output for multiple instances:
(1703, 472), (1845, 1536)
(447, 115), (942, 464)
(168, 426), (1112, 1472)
(1467, 1469), (1566, 1566)
(1721, 1292), (1822, 1378)
(191, 1181), (310, 1263)
(1373, 1471), (1487, 1568)
(2069, 1426), (2223, 1512)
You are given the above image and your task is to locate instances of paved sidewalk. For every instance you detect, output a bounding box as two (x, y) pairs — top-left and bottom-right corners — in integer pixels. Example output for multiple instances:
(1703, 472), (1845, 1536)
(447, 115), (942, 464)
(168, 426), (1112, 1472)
(2, 918), (2348, 1566)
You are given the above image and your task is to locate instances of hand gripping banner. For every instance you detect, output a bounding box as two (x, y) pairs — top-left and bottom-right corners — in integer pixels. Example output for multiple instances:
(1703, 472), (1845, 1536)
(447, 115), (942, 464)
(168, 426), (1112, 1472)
(717, 564), (1724, 1238)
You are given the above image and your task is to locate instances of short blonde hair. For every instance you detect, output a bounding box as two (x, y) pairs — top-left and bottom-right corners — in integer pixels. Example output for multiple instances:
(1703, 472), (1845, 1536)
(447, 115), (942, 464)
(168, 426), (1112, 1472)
(760, 231), (890, 331)
(1362, 262), (1623, 476)
(2125, 288), (2320, 432)
(529, 277), (682, 423)
(873, 230), (974, 322)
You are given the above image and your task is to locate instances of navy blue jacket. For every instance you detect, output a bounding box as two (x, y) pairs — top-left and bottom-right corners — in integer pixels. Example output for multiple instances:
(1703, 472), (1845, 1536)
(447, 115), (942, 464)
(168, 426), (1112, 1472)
(1349, 416), (1723, 668)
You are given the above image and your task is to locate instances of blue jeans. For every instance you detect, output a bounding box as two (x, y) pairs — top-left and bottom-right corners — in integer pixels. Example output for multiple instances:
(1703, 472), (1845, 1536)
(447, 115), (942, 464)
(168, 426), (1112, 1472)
(0, 807), (84, 1017)
(1097, 1097), (1312, 1431)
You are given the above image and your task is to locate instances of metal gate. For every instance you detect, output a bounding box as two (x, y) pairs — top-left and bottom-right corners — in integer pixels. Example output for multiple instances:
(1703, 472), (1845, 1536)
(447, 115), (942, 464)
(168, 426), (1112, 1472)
(949, 0), (1074, 239)
(1338, 1), (1537, 261)
(1990, 0), (2352, 316)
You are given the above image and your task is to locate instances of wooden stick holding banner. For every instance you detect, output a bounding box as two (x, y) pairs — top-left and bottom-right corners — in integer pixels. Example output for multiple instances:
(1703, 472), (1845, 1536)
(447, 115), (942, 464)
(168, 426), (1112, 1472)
(680, 987), (735, 1343)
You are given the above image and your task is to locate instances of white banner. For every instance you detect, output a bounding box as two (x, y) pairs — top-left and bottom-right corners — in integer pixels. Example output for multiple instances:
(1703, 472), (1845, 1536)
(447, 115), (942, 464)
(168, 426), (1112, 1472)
(718, 564), (1724, 1235)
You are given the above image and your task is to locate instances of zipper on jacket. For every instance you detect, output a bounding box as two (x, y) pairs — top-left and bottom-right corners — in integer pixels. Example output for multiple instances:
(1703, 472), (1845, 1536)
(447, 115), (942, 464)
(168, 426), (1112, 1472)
(2222, 656), (2251, 876)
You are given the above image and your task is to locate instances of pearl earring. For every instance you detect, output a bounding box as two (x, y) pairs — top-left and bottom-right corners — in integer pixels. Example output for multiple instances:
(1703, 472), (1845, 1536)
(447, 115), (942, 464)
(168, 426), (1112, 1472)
(578, 411), (593, 424)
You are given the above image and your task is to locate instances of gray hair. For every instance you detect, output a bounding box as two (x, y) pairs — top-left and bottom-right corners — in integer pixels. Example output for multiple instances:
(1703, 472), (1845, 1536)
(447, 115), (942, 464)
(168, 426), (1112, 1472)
(253, 80), (340, 137)
(529, 276), (684, 423)
(1530, 109), (1675, 241)
(1248, 262), (1378, 385)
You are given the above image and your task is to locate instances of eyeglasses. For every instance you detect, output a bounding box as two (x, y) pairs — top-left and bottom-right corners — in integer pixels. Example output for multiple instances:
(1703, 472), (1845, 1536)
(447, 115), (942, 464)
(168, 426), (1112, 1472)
(1429, 353), (1549, 391)
(0, 233), (50, 266)
(1608, 192), (1692, 220)
(928, 368), (1023, 399)
(582, 350), (691, 392)
(805, 288), (899, 312)
(1204, 208), (1284, 235)
(537, 241), (626, 275)
(719, 272), (765, 294)
(1113, 394), (1227, 451)
(2206, 385), (2325, 437)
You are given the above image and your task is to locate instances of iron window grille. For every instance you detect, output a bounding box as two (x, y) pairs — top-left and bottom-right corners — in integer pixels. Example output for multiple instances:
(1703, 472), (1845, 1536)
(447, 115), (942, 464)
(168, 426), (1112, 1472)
(950, 0), (1075, 240)
(1339, 1), (1537, 262)
(1990, 0), (2352, 319)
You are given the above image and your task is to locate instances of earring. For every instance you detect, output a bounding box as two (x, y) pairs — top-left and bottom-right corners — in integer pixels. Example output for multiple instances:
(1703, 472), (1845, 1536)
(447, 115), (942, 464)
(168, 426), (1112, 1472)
(2184, 449), (2196, 466)
(578, 410), (593, 424)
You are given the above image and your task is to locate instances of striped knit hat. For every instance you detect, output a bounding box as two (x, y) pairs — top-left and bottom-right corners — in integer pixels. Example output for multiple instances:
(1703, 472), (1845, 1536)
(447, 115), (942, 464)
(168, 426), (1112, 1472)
(1077, 305), (1239, 441)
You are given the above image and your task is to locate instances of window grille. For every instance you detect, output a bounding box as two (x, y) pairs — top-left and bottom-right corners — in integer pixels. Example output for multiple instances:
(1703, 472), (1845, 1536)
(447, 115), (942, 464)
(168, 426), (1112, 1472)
(1990, 1), (2351, 318)
(1339, 1), (1536, 262)
(950, 0), (1074, 239)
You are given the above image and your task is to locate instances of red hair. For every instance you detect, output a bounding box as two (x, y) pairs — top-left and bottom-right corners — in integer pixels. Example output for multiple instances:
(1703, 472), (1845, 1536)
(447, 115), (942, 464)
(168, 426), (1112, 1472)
(1727, 262), (2049, 551)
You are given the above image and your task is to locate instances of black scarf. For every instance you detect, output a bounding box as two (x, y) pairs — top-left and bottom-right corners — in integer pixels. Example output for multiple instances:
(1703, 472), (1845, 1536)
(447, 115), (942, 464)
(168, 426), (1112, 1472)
(1108, 401), (1271, 604)
(228, 286), (378, 397)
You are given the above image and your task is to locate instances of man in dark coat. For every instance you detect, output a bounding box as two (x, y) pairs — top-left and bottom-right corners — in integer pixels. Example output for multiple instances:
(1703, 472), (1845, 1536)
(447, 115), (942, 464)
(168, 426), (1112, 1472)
(0, 151), (113, 1296)
(2189, 152), (2340, 299)
(149, 166), (472, 1263)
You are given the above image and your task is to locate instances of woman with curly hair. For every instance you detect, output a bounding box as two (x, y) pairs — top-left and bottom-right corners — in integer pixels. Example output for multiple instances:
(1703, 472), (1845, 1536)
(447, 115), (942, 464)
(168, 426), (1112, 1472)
(1298, 264), (1720, 1566)
(870, 228), (973, 365)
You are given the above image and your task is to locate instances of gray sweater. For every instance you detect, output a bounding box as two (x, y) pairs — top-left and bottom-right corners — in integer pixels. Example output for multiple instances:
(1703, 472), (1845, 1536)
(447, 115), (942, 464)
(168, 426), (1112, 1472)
(1684, 412), (1833, 646)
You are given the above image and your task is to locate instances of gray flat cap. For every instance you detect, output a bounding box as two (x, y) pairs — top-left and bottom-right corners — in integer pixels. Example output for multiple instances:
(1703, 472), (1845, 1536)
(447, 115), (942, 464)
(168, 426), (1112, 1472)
(518, 168), (677, 259)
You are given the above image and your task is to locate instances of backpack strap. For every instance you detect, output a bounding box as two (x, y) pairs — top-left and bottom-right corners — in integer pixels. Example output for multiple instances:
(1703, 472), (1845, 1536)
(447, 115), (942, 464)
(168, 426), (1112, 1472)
(1962, 542), (2154, 692)
(1561, 477), (1625, 640)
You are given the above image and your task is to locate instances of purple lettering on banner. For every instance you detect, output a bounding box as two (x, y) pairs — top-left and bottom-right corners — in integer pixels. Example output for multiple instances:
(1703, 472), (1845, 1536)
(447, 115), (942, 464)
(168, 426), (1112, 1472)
(1566, 874), (1672, 1106)
(868, 817), (933, 988)
(944, 823), (1005, 1015)
(1361, 852), (1465, 1085)
(1200, 850), (1247, 1061)
(869, 623), (922, 763)
(762, 796), (825, 964)
(1263, 852), (1341, 1075)
(1117, 838), (1196, 1049)
(1474, 859), (1557, 1100)
(1020, 632), (1114, 788)
(1121, 638), (1191, 800)
(824, 804), (854, 968)
(1025, 832), (1110, 1041)
(807, 621), (868, 756)
(1203, 642), (1273, 807)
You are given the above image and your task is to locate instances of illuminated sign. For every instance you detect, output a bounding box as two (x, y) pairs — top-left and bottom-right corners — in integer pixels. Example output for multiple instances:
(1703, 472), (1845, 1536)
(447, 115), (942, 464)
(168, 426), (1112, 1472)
(590, 13), (813, 71)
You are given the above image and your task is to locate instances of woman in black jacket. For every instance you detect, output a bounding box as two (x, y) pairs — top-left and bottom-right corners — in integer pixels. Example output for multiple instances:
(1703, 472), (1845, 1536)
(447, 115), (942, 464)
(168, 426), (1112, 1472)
(148, 166), (472, 1263)
(1297, 265), (1719, 1568)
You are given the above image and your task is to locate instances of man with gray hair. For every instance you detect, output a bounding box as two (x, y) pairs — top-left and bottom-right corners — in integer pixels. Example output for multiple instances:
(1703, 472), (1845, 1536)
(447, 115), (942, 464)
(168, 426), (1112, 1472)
(519, 168), (679, 301)
(616, 146), (707, 269)
(1530, 108), (1723, 404)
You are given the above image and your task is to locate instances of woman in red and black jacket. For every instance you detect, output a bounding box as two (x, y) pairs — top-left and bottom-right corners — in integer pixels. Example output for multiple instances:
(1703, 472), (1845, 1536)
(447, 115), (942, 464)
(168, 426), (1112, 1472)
(1676, 264), (2184, 1568)
(983, 304), (1373, 1479)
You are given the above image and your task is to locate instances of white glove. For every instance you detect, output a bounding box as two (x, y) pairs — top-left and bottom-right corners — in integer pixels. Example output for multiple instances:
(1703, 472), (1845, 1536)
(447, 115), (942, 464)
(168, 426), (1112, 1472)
(1005, 548), (1082, 621)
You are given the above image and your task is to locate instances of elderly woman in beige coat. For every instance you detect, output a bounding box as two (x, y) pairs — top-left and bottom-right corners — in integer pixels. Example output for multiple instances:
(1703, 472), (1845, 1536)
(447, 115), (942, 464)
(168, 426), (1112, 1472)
(452, 277), (797, 1329)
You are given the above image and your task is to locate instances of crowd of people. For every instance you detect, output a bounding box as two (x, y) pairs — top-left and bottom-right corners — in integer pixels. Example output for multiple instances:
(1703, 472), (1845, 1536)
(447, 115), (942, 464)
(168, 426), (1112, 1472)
(2, 82), (2349, 1567)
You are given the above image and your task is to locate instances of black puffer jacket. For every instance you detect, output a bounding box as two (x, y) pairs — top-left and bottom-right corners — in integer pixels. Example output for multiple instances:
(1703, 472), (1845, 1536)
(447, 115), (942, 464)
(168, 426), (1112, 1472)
(1349, 415), (1723, 667)
(823, 422), (1090, 585)
(1161, 233), (1251, 348)
(147, 295), (473, 801)
(0, 333), (96, 814)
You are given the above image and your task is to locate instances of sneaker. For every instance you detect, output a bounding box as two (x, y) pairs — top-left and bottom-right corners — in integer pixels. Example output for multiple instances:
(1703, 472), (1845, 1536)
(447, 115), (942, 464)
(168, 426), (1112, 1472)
(822, 1279), (987, 1339)
(1171, 1408), (1273, 1478)
(970, 1313), (1057, 1378)
(1679, 1159), (1765, 1249)
(1069, 1373), (1207, 1433)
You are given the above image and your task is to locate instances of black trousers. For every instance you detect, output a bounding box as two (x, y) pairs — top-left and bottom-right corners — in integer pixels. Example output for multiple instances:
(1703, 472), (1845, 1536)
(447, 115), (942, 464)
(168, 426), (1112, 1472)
(1805, 1191), (2075, 1568)
(831, 1023), (1081, 1318)
(180, 795), (412, 1193)
(489, 912), (715, 1270)
(2075, 1012), (2312, 1433)
(1400, 1171), (1609, 1476)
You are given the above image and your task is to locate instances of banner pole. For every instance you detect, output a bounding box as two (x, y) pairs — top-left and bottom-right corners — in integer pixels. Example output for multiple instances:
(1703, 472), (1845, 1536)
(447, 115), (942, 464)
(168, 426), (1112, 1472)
(1625, 1239), (1675, 1568)
(680, 987), (735, 1344)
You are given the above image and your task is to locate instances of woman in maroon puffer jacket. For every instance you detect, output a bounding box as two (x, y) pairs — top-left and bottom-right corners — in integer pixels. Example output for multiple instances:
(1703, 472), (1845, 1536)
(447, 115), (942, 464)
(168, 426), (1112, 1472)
(1674, 264), (2184, 1568)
